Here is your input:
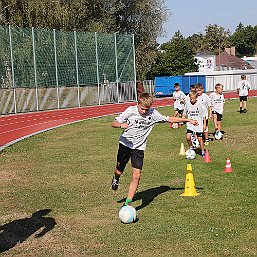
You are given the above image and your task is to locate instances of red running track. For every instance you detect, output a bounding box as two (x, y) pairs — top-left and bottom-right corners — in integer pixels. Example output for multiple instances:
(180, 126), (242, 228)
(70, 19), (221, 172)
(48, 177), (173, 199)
(1, 90), (256, 151)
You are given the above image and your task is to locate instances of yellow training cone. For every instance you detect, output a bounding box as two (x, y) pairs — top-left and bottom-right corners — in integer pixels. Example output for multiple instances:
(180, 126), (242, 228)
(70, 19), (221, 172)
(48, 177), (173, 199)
(180, 164), (200, 197)
(179, 143), (185, 156)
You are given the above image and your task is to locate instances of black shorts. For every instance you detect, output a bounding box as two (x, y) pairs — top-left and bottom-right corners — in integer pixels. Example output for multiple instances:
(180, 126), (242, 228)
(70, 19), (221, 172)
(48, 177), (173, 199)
(239, 96), (248, 101)
(174, 108), (183, 114)
(186, 129), (203, 138)
(116, 143), (144, 172)
(212, 111), (223, 121)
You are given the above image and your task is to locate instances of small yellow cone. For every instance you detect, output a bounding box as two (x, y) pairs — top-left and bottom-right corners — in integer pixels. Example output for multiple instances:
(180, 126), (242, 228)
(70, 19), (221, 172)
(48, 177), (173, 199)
(179, 143), (185, 156)
(180, 164), (200, 197)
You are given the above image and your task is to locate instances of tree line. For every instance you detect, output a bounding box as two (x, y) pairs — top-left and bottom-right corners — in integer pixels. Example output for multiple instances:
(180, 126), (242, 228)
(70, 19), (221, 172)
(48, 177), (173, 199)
(0, 1), (256, 80)
(0, 0), (168, 80)
(148, 23), (257, 79)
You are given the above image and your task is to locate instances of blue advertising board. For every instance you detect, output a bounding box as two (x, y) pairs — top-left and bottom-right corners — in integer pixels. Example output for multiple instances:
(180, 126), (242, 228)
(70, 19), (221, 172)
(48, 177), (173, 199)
(155, 75), (206, 96)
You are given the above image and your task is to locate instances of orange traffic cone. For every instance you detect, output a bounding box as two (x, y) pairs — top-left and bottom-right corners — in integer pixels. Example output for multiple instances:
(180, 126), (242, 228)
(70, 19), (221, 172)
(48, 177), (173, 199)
(203, 149), (211, 163)
(224, 157), (233, 173)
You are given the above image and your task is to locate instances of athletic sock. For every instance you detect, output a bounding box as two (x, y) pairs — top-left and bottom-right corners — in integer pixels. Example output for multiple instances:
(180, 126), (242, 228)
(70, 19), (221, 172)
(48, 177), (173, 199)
(124, 198), (132, 206)
(114, 173), (120, 180)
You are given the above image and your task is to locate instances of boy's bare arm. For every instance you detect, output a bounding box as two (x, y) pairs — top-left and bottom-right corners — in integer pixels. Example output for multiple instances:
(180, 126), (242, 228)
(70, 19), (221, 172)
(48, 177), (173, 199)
(168, 116), (198, 125)
(209, 107), (213, 119)
(112, 120), (128, 129)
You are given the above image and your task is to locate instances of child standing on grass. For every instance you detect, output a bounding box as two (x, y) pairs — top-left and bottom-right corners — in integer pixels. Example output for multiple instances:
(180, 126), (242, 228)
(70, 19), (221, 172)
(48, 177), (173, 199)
(173, 83), (186, 118)
(111, 93), (198, 207)
(237, 75), (251, 113)
(183, 92), (206, 157)
(195, 83), (211, 145)
(209, 83), (225, 135)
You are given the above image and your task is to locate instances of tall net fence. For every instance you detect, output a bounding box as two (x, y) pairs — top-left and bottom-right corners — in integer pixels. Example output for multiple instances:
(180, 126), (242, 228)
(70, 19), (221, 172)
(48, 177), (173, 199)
(0, 25), (136, 115)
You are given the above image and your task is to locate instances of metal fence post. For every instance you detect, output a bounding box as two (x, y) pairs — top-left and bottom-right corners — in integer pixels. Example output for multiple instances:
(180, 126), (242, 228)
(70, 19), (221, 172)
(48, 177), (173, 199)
(114, 32), (119, 103)
(32, 27), (39, 111)
(95, 32), (100, 105)
(9, 25), (17, 113)
(53, 29), (60, 109)
(74, 30), (80, 107)
(132, 34), (137, 102)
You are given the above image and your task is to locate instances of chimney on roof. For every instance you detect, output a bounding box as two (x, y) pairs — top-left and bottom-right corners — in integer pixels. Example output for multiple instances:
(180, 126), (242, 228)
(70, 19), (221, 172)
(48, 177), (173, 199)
(225, 47), (236, 56)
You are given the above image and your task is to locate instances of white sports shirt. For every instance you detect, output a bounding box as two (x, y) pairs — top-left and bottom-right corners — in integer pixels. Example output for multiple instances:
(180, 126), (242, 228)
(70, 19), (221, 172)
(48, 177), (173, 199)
(197, 93), (211, 119)
(173, 90), (186, 110)
(237, 80), (251, 96)
(209, 92), (225, 114)
(184, 101), (205, 133)
(115, 106), (169, 150)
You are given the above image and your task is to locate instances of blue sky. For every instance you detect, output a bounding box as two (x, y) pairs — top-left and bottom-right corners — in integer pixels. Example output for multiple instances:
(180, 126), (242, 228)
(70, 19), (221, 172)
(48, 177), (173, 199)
(158, 0), (257, 43)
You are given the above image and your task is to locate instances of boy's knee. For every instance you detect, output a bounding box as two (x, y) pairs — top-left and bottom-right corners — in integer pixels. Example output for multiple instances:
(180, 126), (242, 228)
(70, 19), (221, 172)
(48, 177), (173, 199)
(132, 170), (141, 181)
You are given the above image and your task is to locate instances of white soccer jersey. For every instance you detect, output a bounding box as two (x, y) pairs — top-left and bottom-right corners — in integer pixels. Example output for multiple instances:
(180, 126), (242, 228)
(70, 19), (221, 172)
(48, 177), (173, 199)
(237, 80), (251, 96)
(173, 90), (186, 110)
(115, 106), (169, 150)
(198, 93), (211, 118)
(209, 92), (225, 114)
(184, 101), (205, 133)
(185, 94), (190, 103)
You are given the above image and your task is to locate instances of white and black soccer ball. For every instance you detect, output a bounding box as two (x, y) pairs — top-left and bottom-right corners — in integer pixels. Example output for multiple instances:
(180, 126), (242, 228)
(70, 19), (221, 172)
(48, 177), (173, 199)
(119, 205), (137, 224)
(214, 131), (223, 140)
(185, 149), (196, 160)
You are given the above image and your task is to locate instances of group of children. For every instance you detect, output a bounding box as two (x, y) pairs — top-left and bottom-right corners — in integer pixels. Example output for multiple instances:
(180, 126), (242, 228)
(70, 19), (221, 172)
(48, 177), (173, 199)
(173, 82), (225, 157)
(110, 75), (250, 209)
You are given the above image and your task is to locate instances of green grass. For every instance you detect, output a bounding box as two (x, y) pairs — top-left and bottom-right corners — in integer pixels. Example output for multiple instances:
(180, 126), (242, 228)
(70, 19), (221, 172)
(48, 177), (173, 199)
(1, 98), (257, 257)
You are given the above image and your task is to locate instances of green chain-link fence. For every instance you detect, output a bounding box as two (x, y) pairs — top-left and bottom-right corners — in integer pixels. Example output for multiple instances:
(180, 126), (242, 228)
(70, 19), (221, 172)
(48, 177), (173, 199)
(0, 25), (136, 114)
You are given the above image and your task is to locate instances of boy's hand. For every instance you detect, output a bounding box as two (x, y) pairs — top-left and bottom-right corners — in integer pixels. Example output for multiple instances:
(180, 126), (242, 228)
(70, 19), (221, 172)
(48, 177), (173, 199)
(189, 119), (198, 126)
(120, 123), (128, 129)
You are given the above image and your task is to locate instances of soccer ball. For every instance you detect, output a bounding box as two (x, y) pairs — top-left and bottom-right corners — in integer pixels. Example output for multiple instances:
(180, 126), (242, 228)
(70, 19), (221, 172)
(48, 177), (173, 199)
(185, 149), (196, 160)
(119, 205), (137, 224)
(170, 122), (179, 129)
(214, 131), (223, 140)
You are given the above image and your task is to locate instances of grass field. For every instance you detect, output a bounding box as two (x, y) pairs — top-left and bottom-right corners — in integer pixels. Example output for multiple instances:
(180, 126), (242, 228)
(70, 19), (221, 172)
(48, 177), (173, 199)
(1, 98), (257, 257)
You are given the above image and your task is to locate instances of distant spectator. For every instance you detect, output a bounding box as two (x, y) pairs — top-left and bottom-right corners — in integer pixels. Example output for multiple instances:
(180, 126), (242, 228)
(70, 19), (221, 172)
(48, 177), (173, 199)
(136, 81), (145, 98)
(237, 75), (251, 113)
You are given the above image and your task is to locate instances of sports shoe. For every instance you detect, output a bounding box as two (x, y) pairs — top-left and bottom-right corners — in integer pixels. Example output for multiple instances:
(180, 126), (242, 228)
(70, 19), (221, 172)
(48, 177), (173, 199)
(204, 139), (209, 146)
(111, 176), (119, 191)
(243, 109), (247, 113)
(240, 109), (243, 113)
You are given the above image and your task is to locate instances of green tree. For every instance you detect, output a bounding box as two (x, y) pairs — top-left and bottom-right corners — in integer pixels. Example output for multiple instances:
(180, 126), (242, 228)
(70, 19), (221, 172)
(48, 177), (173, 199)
(201, 24), (231, 54)
(230, 23), (257, 57)
(147, 31), (197, 79)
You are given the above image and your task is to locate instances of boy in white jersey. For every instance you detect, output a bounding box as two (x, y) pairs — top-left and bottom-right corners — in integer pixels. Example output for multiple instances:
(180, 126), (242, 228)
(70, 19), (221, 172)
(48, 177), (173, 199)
(183, 92), (206, 157)
(237, 74), (251, 113)
(173, 83), (186, 117)
(209, 83), (225, 135)
(111, 93), (198, 207)
(185, 85), (196, 103)
(195, 83), (211, 145)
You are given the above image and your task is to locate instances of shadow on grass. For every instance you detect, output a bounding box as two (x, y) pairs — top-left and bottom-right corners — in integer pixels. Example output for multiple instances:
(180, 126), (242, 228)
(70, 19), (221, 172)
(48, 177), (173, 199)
(0, 209), (56, 253)
(117, 185), (184, 211)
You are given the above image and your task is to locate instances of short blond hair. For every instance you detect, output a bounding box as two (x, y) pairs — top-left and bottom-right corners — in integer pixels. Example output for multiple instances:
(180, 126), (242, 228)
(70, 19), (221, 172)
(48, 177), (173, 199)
(138, 93), (153, 108)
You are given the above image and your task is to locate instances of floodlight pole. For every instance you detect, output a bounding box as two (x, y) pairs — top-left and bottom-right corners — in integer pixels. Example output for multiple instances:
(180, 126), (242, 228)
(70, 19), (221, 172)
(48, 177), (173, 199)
(32, 27), (39, 111)
(132, 34), (137, 102)
(74, 30), (80, 107)
(95, 32), (101, 105)
(53, 29), (60, 109)
(9, 25), (17, 113)
(114, 32), (120, 103)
